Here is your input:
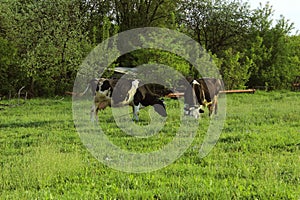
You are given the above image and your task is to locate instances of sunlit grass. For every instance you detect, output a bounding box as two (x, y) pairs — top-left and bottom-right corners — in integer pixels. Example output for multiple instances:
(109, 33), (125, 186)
(0, 91), (299, 199)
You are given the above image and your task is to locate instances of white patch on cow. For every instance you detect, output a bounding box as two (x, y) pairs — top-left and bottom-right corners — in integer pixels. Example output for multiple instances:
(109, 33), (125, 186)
(99, 89), (109, 96)
(192, 80), (200, 85)
(132, 79), (139, 89)
(123, 80), (140, 105)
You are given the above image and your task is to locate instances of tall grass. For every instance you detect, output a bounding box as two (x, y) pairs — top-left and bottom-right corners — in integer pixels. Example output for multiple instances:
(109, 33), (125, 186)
(0, 91), (299, 199)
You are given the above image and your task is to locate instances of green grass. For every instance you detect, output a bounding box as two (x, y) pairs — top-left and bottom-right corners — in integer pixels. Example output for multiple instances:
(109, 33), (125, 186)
(0, 91), (299, 199)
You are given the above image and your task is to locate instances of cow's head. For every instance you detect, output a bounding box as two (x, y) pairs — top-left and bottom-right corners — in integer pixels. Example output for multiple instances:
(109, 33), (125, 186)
(184, 104), (204, 119)
(153, 99), (167, 117)
(183, 80), (205, 118)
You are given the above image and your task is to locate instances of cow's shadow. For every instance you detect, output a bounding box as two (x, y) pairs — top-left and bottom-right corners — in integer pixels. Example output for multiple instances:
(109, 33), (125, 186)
(1, 120), (70, 129)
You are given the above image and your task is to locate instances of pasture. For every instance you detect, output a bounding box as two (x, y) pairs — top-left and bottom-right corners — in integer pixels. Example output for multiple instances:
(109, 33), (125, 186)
(0, 91), (299, 199)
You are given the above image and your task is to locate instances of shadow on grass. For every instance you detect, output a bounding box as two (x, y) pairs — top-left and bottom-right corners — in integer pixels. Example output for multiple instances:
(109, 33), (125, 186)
(1, 120), (73, 129)
(218, 135), (242, 143)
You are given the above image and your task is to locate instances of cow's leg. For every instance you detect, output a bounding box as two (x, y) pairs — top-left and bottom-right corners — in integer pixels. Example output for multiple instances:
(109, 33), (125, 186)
(90, 104), (96, 122)
(199, 105), (205, 113)
(208, 104), (213, 117)
(132, 104), (140, 121)
(94, 101), (109, 122)
(95, 108), (99, 122)
(214, 96), (218, 115)
(208, 95), (218, 117)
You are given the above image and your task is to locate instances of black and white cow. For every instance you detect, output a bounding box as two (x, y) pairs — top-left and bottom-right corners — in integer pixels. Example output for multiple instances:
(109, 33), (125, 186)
(184, 78), (223, 118)
(80, 78), (169, 121)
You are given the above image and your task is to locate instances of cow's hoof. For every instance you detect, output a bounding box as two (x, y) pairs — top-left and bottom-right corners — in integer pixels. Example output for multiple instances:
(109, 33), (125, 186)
(132, 117), (139, 122)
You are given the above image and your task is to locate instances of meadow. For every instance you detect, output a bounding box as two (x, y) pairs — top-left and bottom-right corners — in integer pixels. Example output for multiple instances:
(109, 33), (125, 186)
(0, 91), (299, 199)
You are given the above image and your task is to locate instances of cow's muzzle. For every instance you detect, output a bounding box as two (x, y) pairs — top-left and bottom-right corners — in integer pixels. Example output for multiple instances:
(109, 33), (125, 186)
(184, 104), (204, 118)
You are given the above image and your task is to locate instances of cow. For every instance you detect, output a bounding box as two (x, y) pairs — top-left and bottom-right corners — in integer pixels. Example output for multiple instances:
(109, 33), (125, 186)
(80, 78), (169, 122)
(184, 78), (223, 118)
(78, 78), (113, 120)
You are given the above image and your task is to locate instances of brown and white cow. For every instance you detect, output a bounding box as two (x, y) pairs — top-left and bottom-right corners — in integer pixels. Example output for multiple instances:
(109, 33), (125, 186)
(81, 78), (169, 122)
(184, 78), (223, 118)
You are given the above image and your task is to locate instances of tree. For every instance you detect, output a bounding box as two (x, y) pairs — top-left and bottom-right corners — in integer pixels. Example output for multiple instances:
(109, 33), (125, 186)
(180, 0), (252, 56)
(0, 36), (18, 95)
(246, 3), (296, 89)
(0, 1), (25, 96)
(113, 0), (179, 31)
(288, 36), (300, 89)
(220, 48), (253, 89)
(4, 0), (92, 96)
(82, 0), (118, 45)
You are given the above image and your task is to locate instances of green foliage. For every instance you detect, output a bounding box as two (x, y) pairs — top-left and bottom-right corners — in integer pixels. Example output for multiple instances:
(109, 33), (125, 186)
(288, 36), (300, 80)
(0, 2), (26, 96)
(0, 0), (300, 96)
(117, 28), (193, 82)
(220, 48), (253, 89)
(245, 3), (298, 89)
(1, 0), (92, 96)
(131, 49), (191, 77)
(113, 0), (179, 31)
(0, 36), (18, 95)
(245, 36), (271, 87)
(180, 0), (252, 55)
(20, 0), (92, 96)
(181, 0), (299, 90)
(0, 92), (300, 198)
(84, 0), (113, 45)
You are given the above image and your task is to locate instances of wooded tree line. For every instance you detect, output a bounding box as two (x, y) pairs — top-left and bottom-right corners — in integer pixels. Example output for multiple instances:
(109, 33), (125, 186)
(0, 0), (299, 96)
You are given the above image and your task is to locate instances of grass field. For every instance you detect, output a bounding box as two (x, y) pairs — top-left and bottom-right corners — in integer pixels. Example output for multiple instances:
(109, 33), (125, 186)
(0, 91), (299, 199)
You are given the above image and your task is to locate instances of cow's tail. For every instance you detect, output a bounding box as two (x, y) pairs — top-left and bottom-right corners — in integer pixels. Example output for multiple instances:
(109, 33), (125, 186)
(66, 83), (90, 97)
(77, 83), (90, 97)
